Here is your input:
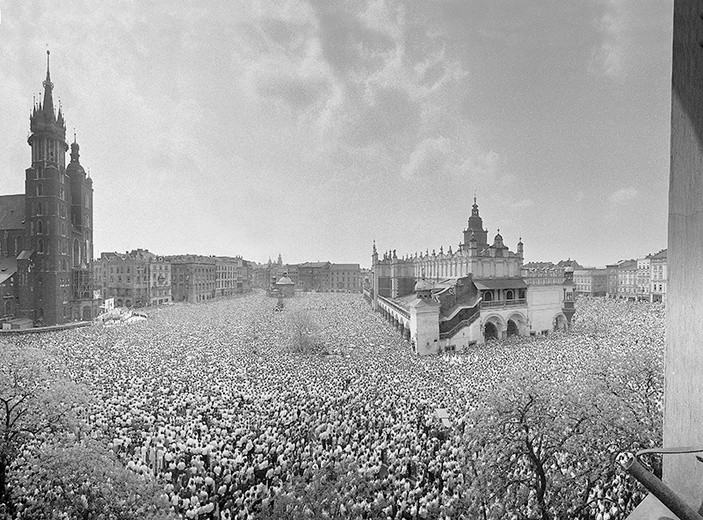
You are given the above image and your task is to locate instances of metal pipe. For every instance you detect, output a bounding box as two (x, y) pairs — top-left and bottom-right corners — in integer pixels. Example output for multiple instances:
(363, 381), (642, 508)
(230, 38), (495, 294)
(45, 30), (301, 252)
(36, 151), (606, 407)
(621, 454), (703, 520)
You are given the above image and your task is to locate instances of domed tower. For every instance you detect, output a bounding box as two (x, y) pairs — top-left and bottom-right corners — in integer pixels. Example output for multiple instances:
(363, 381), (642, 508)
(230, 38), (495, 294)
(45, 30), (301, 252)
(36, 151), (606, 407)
(462, 195), (488, 250)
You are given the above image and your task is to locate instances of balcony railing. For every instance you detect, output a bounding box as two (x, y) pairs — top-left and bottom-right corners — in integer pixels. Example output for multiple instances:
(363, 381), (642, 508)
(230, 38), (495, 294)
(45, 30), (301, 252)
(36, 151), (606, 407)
(481, 298), (526, 309)
(440, 309), (480, 339)
(378, 295), (410, 319)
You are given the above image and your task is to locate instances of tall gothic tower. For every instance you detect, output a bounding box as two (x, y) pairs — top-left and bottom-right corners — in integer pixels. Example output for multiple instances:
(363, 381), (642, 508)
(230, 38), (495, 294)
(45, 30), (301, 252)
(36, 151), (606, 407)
(18, 51), (95, 325)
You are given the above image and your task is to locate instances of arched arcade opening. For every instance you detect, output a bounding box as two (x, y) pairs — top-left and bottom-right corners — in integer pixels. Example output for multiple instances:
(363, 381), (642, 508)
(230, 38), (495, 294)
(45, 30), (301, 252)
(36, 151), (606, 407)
(484, 322), (499, 341)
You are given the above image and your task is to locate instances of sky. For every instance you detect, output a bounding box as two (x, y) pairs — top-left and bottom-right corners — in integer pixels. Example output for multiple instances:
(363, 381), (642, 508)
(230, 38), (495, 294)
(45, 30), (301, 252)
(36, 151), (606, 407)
(0, 0), (673, 267)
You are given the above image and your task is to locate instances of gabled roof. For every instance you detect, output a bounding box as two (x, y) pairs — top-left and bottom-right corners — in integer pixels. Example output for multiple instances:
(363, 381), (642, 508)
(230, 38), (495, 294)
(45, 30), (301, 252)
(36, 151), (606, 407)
(298, 262), (331, 268)
(618, 259), (637, 269)
(474, 278), (527, 290)
(0, 194), (25, 231)
(331, 263), (359, 270)
(650, 249), (667, 259)
(0, 257), (18, 284)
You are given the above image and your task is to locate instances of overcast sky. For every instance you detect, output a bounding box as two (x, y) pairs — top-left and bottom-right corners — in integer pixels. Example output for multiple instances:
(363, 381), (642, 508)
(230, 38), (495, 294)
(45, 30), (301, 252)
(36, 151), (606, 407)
(0, 1), (672, 267)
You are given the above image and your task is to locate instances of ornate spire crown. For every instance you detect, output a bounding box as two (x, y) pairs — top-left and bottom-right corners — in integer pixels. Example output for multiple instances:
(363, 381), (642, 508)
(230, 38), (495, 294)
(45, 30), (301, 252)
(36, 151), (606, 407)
(42, 50), (55, 119)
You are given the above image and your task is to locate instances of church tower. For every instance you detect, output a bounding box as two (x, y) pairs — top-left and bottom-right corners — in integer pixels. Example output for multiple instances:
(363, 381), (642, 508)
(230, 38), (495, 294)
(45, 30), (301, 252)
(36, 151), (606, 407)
(462, 196), (488, 251)
(19, 52), (95, 325)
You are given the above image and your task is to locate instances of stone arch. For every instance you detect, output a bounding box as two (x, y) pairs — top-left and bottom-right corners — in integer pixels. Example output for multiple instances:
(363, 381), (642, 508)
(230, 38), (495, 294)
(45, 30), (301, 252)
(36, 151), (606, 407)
(554, 313), (568, 331)
(484, 321), (499, 340)
(482, 290), (493, 302)
(483, 314), (505, 341)
(507, 312), (527, 337)
(505, 289), (515, 300)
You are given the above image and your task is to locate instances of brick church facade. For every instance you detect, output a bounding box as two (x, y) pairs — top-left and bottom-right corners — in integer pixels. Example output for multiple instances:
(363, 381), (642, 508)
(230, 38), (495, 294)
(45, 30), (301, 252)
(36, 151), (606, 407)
(0, 52), (97, 327)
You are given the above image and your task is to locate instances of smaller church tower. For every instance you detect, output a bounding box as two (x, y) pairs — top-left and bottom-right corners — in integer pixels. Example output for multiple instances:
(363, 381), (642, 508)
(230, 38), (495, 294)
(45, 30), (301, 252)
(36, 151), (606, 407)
(67, 133), (95, 319)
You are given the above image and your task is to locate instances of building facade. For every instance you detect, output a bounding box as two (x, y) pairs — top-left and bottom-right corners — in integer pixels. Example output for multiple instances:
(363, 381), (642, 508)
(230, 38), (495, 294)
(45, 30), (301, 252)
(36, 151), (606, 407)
(330, 264), (360, 293)
(0, 52), (97, 326)
(215, 256), (251, 297)
(573, 268), (607, 297)
(615, 259), (638, 300)
(169, 255), (217, 303)
(636, 256), (652, 301)
(297, 262), (332, 292)
(650, 249), (667, 302)
(369, 198), (574, 355)
(94, 249), (172, 308)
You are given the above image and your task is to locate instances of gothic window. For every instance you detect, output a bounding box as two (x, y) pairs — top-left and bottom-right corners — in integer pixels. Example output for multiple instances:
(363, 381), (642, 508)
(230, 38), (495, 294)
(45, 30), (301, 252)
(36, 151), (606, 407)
(36, 202), (43, 216)
(30, 221), (34, 235)
(36, 184), (43, 197)
(37, 239), (44, 254)
(37, 220), (43, 234)
(73, 239), (80, 268)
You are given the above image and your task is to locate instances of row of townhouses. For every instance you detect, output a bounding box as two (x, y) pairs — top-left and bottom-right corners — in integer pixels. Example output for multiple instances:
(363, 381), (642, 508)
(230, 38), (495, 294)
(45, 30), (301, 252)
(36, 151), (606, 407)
(93, 250), (252, 308)
(251, 257), (366, 293)
(554, 249), (667, 302)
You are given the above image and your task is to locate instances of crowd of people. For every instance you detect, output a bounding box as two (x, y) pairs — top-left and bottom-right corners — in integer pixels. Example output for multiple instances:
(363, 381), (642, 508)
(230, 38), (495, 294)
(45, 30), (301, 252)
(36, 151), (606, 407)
(7, 292), (664, 519)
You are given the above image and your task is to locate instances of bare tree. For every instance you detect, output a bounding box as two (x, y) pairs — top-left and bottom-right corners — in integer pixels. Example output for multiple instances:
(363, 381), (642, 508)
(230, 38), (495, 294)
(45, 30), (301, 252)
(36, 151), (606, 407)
(11, 435), (175, 520)
(286, 309), (327, 355)
(0, 345), (87, 504)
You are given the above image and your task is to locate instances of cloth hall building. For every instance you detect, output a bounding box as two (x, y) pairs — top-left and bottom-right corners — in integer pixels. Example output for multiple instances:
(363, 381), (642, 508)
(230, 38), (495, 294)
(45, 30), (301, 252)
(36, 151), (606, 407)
(0, 52), (97, 327)
(368, 198), (575, 355)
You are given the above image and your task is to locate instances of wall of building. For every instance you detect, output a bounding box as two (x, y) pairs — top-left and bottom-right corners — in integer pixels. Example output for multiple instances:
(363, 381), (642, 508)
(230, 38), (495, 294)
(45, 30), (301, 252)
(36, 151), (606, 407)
(439, 318), (482, 352)
(526, 285), (565, 334)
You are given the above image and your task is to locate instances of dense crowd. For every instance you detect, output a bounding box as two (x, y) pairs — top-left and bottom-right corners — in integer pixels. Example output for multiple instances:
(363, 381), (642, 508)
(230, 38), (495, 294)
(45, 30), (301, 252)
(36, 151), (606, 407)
(7, 292), (664, 519)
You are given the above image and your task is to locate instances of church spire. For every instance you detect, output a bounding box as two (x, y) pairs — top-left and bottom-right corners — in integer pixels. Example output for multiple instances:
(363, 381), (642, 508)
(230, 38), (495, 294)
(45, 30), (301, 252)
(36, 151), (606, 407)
(42, 50), (55, 119)
(70, 132), (80, 163)
(471, 194), (479, 217)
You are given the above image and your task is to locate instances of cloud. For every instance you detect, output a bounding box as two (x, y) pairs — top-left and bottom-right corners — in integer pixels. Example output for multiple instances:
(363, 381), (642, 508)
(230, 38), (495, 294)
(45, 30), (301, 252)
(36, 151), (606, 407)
(589, 0), (629, 78)
(234, 0), (472, 177)
(609, 186), (639, 204)
(400, 136), (451, 179)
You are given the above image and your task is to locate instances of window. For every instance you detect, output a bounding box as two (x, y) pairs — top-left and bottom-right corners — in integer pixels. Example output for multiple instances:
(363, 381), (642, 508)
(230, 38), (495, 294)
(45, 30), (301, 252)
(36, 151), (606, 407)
(37, 239), (44, 254)
(73, 239), (80, 267)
